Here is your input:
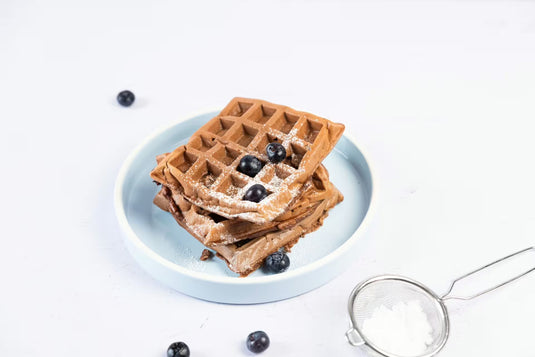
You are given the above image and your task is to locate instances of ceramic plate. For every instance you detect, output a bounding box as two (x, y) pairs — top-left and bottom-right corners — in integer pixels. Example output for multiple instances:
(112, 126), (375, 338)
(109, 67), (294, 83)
(114, 110), (375, 304)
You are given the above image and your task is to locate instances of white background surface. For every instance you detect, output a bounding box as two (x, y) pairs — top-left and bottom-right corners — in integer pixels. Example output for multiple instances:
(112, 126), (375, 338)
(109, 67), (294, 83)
(1, 1), (535, 356)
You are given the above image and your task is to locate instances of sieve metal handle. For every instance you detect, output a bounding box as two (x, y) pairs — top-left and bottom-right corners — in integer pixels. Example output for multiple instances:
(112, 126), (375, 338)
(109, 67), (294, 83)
(441, 247), (535, 301)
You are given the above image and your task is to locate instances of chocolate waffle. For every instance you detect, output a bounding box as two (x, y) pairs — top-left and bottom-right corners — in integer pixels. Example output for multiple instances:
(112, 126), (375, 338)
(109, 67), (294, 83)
(154, 173), (343, 276)
(151, 97), (345, 224)
(154, 158), (340, 246)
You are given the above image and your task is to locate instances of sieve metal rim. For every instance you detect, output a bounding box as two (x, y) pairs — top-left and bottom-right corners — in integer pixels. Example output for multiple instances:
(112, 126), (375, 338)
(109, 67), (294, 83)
(346, 274), (450, 357)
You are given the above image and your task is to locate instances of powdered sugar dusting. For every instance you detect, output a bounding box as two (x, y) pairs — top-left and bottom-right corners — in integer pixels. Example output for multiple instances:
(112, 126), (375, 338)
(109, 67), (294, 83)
(172, 245), (207, 273)
(269, 174), (284, 187)
(226, 184), (240, 197)
(362, 301), (434, 356)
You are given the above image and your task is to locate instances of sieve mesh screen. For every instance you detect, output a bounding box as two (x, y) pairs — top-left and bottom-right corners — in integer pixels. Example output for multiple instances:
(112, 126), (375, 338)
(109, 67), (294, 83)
(351, 278), (448, 357)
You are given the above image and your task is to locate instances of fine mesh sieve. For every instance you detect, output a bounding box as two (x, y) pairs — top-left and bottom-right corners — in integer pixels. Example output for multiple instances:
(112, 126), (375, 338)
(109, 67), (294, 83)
(346, 247), (535, 357)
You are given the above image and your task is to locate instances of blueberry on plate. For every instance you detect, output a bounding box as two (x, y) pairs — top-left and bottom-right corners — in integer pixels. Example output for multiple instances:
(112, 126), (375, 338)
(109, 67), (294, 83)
(238, 155), (262, 177)
(266, 142), (286, 163)
(264, 251), (290, 273)
(117, 90), (135, 107)
(246, 331), (270, 353)
(243, 184), (268, 203)
(167, 342), (189, 357)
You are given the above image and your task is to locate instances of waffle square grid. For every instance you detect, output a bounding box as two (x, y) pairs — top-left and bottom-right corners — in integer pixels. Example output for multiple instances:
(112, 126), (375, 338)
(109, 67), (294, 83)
(151, 97), (345, 223)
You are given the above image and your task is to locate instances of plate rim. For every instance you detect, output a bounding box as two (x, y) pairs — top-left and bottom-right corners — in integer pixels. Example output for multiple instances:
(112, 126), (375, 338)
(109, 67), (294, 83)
(114, 107), (377, 285)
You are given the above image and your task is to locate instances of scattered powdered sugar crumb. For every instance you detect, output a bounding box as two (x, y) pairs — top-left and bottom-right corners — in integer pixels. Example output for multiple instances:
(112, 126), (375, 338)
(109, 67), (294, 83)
(172, 245), (207, 272)
(361, 300), (434, 356)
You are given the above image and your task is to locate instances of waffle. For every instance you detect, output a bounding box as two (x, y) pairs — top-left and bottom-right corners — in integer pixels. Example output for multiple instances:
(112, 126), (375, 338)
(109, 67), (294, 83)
(151, 97), (345, 224)
(155, 176), (343, 276)
(154, 159), (339, 247)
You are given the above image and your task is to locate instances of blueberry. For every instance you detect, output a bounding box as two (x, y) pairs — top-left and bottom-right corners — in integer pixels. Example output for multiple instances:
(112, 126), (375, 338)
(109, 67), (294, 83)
(117, 90), (135, 107)
(243, 184), (267, 203)
(264, 251), (290, 273)
(246, 331), (270, 353)
(167, 342), (189, 357)
(266, 142), (286, 163)
(238, 155), (262, 177)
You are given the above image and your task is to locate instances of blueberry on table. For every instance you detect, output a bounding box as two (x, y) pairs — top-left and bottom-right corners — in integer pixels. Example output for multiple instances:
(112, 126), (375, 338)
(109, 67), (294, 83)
(117, 90), (135, 107)
(243, 184), (267, 203)
(167, 342), (190, 357)
(246, 331), (270, 353)
(266, 142), (286, 163)
(238, 155), (262, 177)
(264, 251), (290, 273)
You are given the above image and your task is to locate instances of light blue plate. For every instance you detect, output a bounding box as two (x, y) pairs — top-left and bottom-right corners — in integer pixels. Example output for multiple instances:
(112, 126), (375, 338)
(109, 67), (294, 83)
(114, 110), (375, 304)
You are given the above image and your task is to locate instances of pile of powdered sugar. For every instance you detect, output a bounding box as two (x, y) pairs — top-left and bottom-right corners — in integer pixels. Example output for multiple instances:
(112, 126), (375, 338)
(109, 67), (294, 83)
(361, 300), (434, 356)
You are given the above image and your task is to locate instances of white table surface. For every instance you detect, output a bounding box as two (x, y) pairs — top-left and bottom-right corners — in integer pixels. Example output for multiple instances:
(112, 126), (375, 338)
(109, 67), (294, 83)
(1, 1), (535, 356)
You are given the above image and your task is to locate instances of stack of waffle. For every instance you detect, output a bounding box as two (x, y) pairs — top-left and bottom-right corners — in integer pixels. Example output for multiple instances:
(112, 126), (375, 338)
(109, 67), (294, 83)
(151, 98), (345, 276)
